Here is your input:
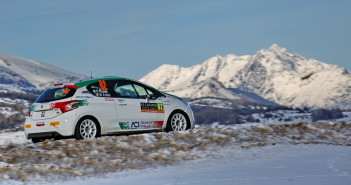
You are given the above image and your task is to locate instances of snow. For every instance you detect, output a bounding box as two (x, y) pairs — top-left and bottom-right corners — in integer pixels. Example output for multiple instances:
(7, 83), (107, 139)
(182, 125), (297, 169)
(337, 112), (351, 122)
(166, 79), (240, 100)
(0, 131), (29, 146)
(0, 98), (30, 117)
(57, 145), (351, 185)
(0, 98), (29, 105)
(190, 98), (234, 109)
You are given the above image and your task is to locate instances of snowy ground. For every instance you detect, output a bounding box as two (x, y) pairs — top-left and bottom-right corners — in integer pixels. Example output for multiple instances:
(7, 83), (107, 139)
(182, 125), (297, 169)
(61, 145), (351, 185)
(0, 131), (29, 146)
(0, 121), (350, 184)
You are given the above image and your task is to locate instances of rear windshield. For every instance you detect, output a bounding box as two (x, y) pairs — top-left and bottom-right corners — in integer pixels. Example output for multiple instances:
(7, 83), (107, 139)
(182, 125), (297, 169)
(35, 87), (76, 103)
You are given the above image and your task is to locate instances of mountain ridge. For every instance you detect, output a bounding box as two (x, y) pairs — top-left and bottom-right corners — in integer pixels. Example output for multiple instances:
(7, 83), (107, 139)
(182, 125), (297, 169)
(140, 44), (351, 108)
(0, 54), (87, 93)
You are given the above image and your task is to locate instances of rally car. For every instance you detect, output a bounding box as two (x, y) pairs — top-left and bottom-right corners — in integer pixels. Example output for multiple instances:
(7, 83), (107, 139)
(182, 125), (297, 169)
(24, 77), (195, 143)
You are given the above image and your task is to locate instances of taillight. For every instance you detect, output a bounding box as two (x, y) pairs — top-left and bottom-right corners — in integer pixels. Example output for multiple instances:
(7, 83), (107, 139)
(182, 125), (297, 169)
(52, 100), (80, 113)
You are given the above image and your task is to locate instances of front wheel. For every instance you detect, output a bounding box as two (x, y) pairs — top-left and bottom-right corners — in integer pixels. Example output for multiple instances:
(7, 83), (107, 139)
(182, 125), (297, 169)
(166, 111), (189, 132)
(75, 118), (98, 140)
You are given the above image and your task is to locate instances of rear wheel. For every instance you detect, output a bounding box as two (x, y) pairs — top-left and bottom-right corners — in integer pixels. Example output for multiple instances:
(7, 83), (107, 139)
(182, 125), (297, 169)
(75, 118), (98, 140)
(166, 111), (189, 132)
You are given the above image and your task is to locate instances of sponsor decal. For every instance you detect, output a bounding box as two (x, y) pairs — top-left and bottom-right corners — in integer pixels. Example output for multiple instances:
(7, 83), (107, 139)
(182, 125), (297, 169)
(118, 121), (164, 130)
(96, 93), (111, 97)
(50, 121), (60, 126)
(140, 103), (164, 113)
(82, 91), (91, 94)
(117, 99), (125, 103)
(25, 124), (32, 129)
(105, 98), (114, 101)
(92, 89), (111, 97)
(119, 122), (129, 129)
(76, 99), (89, 106)
(75, 96), (93, 99)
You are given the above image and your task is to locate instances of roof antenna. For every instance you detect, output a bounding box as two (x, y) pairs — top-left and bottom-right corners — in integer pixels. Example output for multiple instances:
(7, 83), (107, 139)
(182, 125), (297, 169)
(90, 71), (93, 79)
(67, 76), (73, 82)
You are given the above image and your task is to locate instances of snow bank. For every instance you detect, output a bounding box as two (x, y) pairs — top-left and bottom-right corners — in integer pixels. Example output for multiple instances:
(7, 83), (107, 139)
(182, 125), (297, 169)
(0, 131), (29, 146)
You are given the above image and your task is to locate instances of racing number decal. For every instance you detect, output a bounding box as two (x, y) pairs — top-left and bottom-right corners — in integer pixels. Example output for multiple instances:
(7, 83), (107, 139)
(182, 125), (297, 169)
(157, 103), (163, 110)
(98, 80), (108, 91)
(140, 103), (164, 113)
(41, 111), (45, 118)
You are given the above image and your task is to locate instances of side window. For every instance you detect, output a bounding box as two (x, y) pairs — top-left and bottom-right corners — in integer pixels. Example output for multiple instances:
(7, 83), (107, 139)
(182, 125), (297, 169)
(145, 88), (157, 98)
(115, 81), (138, 98)
(134, 84), (148, 99)
(87, 80), (112, 97)
(133, 82), (161, 99)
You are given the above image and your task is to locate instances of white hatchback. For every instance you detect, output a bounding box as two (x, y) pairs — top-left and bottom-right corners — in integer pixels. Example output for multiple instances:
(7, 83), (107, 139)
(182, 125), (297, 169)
(24, 77), (195, 143)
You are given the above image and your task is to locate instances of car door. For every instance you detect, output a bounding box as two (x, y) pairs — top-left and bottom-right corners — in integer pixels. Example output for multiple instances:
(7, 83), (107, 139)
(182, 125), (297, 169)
(85, 80), (117, 133)
(112, 80), (165, 131)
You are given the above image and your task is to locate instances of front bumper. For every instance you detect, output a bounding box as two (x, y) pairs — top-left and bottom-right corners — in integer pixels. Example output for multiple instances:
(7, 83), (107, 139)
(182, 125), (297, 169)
(187, 107), (196, 129)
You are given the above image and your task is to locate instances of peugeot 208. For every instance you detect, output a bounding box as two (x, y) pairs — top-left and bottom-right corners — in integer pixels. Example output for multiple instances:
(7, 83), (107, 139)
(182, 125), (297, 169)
(24, 77), (195, 143)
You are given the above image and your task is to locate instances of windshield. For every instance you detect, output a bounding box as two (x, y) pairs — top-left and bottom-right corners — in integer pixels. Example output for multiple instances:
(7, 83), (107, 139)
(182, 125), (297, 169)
(35, 87), (76, 103)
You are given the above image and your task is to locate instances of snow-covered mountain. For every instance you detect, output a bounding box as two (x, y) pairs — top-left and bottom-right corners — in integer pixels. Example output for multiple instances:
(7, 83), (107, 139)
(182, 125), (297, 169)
(0, 54), (86, 93)
(0, 54), (87, 131)
(140, 44), (351, 108)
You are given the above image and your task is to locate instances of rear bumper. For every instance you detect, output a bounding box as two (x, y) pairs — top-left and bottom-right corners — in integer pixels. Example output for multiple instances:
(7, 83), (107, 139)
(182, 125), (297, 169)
(24, 113), (77, 139)
(27, 132), (63, 139)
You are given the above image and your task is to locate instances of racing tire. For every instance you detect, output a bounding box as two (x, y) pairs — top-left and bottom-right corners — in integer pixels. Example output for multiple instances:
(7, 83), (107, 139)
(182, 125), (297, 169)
(75, 118), (98, 140)
(166, 111), (189, 132)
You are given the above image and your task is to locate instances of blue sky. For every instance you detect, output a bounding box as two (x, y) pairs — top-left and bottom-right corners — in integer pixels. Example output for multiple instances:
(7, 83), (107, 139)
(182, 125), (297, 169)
(0, 0), (350, 79)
